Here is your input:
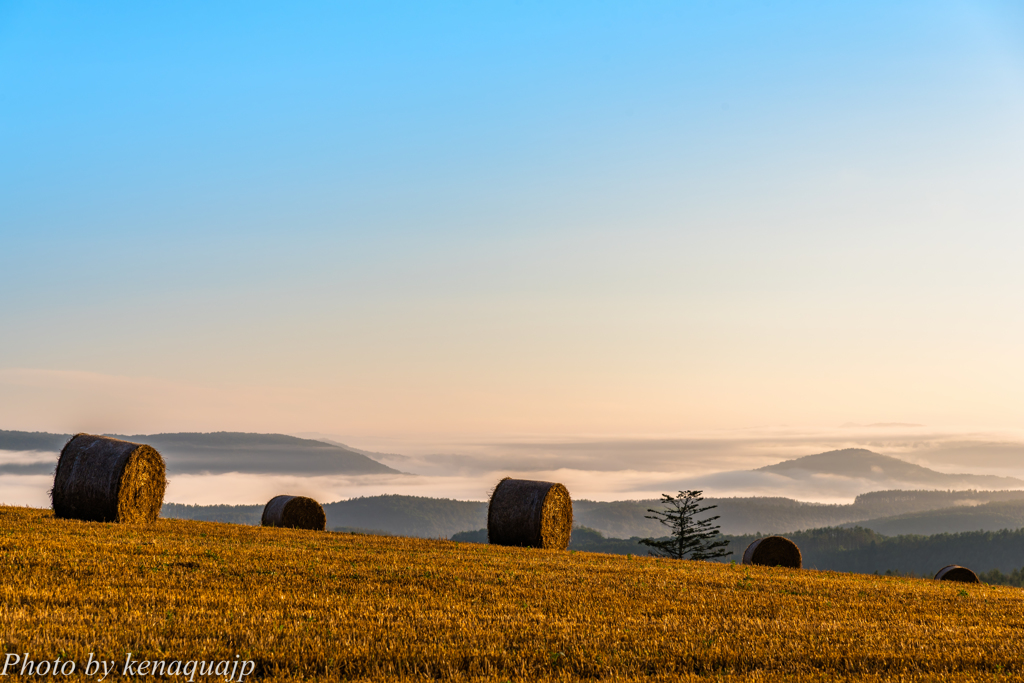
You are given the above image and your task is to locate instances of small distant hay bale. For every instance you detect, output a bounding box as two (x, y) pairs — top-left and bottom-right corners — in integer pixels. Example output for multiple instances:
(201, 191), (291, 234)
(487, 477), (573, 550)
(935, 565), (980, 583)
(742, 536), (802, 568)
(51, 433), (166, 524)
(261, 495), (326, 531)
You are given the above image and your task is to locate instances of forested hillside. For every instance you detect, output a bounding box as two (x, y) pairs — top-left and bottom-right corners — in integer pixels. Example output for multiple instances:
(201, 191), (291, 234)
(164, 495), (487, 537)
(719, 527), (1024, 576)
(163, 489), (1024, 538)
(449, 525), (1024, 580)
(841, 500), (1024, 536)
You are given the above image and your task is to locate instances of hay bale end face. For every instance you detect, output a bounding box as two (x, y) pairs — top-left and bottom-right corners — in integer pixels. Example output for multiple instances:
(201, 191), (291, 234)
(935, 565), (980, 583)
(51, 434), (166, 524)
(487, 477), (573, 550)
(742, 536), (802, 569)
(261, 495), (326, 531)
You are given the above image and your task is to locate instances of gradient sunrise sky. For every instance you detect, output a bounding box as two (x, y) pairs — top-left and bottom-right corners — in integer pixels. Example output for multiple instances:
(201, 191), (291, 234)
(2, 1), (1023, 439)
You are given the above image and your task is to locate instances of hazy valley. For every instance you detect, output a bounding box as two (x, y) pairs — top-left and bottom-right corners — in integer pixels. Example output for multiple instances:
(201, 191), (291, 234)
(8, 428), (1024, 580)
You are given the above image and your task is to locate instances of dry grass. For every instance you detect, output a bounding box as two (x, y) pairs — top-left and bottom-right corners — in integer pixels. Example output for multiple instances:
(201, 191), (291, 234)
(2, 505), (1023, 681)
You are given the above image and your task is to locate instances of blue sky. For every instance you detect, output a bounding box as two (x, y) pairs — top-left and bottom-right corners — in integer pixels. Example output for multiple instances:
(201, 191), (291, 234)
(2, 1), (1024, 437)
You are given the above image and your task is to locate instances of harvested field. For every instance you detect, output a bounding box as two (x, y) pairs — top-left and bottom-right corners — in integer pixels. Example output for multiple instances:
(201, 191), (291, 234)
(1, 505), (1023, 682)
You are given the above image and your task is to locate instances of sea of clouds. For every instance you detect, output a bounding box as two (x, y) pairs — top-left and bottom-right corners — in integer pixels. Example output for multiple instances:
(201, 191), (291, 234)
(4, 426), (1024, 508)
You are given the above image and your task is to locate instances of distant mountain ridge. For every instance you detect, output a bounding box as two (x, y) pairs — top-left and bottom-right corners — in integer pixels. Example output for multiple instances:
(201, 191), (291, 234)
(0, 430), (69, 453)
(119, 432), (402, 475)
(0, 430), (401, 476)
(758, 448), (1024, 489)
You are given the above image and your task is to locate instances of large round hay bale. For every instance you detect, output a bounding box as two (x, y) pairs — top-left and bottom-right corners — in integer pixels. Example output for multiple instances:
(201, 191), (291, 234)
(742, 536), (802, 568)
(487, 477), (573, 550)
(935, 565), (980, 583)
(261, 495), (326, 531)
(51, 434), (166, 524)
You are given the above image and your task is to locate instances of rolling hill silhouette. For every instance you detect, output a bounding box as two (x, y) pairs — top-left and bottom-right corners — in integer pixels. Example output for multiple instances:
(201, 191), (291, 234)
(757, 448), (1024, 488)
(0, 430), (401, 476)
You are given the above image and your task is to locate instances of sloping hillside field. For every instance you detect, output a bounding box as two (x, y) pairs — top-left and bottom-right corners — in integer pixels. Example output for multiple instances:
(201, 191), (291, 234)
(2, 506), (1023, 681)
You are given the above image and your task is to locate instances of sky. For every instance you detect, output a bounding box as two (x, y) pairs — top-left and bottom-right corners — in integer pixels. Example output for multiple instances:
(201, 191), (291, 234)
(3, 1), (1024, 443)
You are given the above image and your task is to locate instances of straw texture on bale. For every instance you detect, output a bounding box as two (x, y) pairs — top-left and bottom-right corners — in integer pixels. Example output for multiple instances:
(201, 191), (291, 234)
(487, 477), (573, 550)
(51, 434), (166, 524)
(934, 565), (980, 583)
(261, 495), (326, 531)
(742, 535), (802, 568)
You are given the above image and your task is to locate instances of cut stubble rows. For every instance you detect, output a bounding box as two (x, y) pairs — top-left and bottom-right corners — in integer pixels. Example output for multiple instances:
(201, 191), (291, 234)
(1, 506), (1022, 681)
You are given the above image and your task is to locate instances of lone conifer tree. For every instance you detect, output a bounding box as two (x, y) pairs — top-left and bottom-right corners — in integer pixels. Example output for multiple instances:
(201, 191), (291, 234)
(639, 490), (732, 560)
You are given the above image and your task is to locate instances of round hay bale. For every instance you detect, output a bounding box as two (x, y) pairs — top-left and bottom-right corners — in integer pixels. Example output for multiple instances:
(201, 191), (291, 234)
(487, 477), (572, 550)
(934, 565), (980, 583)
(742, 536), (802, 568)
(261, 495), (326, 531)
(51, 433), (166, 524)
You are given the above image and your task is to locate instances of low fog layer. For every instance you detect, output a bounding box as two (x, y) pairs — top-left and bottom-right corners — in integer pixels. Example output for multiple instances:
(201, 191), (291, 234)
(3, 427), (1024, 507)
(0, 467), (988, 509)
(323, 427), (1024, 479)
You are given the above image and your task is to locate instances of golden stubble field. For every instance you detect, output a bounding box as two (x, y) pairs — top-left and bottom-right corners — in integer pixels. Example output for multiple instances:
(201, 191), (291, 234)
(1, 506), (1023, 682)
